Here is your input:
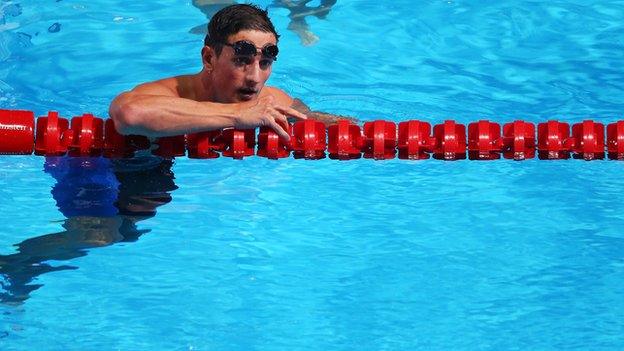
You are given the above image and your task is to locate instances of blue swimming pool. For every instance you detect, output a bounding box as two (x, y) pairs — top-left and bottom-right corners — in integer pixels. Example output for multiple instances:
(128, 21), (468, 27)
(1, 0), (624, 349)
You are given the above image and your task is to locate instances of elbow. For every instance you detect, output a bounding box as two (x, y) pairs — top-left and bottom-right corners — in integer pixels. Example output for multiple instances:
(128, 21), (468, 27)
(109, 92), (145, 136)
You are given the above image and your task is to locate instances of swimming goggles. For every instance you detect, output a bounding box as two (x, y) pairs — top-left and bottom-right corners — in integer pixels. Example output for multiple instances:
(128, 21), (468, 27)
(222, 40), (279, 61)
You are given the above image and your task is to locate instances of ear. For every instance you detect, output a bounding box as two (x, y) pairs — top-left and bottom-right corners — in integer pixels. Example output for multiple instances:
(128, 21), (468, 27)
(201, 46), (215, 72)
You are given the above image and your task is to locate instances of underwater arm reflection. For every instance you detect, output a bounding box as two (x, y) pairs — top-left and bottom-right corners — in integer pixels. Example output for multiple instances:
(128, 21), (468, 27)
(190, 0), (238, 34)
(0, 216), (146, 304)
(272, 0), (337, 46)
(0, 156), (177, 304)
(190, 0), (338, 46)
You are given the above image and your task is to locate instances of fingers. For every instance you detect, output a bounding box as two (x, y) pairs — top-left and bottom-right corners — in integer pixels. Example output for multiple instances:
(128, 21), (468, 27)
(268, 118), (291, 142)
(269, 108), (289, 127)
(262, 105), (290, 142)
(275, 105), (308, 121)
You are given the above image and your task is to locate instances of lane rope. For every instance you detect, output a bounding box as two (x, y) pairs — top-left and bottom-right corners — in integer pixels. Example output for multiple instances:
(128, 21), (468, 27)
(1, 109), (622, 161)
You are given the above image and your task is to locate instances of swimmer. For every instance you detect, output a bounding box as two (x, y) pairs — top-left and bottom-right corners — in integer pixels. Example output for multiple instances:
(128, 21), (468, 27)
(110, 4), (352, 142)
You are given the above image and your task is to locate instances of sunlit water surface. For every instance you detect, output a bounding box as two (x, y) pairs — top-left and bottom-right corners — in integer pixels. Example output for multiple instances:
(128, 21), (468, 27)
(1, 0), (623, 349)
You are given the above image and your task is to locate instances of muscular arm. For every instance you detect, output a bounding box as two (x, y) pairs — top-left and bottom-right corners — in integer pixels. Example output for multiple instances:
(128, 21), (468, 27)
(109, 80), (240, 138)
(109, 78), (307, 141)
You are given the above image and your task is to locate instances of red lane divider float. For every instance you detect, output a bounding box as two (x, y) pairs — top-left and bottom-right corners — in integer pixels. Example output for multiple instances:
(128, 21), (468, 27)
(221, 128), (255, 159)
(328, 120), (362, 160)
(398, 120), (433, 160)
(0, 109), (34, 155)
(153, 135), (186, 158)
(607, 121), (624, 160)
(538, 120), (572, 160)
(432, 120), (466, 160)
(104, 119), (150, 158)
(291, 120), (326, 159)
(257, 124), (291, 159)
(34, 111), (69, 156)
(468, 120), (502, 160)
(65, 113), (104, 157)
(187, 130), (223, 159)
(362, 120), (396, 160)
(502, 120), (535, 160)
(1, 108), (624, 161)
(571, 120), (604, 160)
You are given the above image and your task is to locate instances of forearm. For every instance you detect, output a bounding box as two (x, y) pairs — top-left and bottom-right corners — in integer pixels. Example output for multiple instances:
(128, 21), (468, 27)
(109, 93), (240, 137)
(307, 111), (356, 125)
(290, 98), (357, 126)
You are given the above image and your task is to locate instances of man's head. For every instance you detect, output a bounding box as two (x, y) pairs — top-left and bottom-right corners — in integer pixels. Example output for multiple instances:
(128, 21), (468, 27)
(201, 4), (281, 103)
(204, 4), (279, 56)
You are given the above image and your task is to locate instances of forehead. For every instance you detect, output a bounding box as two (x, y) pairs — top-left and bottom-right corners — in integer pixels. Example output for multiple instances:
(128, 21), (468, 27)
(227, 30), (277, 46)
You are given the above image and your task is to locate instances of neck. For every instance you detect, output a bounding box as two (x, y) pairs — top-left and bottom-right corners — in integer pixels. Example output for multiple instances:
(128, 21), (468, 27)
(195, 70), (217, 102)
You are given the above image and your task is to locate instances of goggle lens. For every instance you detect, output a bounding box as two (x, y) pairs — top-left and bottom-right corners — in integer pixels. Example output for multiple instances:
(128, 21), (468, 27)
(227, 40), (279, 61)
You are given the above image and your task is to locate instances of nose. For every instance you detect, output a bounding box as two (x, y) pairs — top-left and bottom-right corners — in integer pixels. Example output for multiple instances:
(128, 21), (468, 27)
(244, 59), (262, 86)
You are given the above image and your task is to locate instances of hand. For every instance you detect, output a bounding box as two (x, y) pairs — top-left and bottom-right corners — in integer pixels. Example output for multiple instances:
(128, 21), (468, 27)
(236, 95), (308, 142)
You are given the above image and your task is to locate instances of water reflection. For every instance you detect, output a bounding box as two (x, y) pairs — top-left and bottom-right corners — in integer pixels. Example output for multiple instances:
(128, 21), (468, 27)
(0, 156), (178, 304)
(190, 0), (338, 46)
(0, 1), (33, 62)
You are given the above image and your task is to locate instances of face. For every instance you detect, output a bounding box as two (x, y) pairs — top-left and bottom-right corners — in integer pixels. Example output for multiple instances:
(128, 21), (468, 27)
(205, 30), (278, 103)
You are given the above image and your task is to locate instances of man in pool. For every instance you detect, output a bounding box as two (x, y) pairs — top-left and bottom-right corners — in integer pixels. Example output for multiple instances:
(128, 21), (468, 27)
(109, 3), (349, 143)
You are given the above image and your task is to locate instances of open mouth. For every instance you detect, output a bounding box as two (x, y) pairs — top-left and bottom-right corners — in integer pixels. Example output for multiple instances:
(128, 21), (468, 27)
(238, 88), (258, 100)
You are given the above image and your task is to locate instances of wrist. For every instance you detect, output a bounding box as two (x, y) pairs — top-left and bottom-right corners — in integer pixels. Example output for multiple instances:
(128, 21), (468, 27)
(213, 103), (241, 129)
(229, 104), (243, 129)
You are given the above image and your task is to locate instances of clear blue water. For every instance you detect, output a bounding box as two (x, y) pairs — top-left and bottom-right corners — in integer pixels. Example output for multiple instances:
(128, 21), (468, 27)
(1, 0), (624, 349)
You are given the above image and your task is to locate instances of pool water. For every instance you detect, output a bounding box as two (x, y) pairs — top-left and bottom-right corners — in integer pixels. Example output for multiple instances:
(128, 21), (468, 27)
(1, 0), (624, 349)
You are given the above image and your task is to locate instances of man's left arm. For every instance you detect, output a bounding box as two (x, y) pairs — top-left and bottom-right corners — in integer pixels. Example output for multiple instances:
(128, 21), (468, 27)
(290, 98), (359, 126)
(267, 86), (358, 126)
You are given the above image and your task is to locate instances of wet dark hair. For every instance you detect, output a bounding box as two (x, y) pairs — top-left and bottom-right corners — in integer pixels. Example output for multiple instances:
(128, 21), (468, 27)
(204, 4), (280, 56)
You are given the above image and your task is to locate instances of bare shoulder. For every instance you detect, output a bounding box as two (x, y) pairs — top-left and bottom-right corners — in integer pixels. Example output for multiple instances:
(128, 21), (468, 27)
(110, 75), (195, 118)
(130, 75), (197, 98)
(263, 86), (295, 106)
(130, 77), (178, 96)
